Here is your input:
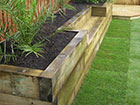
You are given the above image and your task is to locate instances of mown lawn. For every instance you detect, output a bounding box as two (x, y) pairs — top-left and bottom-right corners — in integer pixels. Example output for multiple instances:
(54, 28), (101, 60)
(73, 19), (140, 105)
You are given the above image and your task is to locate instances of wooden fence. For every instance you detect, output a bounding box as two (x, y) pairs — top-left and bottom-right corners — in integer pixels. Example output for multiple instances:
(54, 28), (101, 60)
(0, 0), (58, 42)
(114, 0), (140, 5)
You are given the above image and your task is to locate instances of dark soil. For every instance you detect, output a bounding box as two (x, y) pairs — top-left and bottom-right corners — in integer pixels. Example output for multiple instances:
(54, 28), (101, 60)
(1, 3), (87, 70)
(72, 0), (106, 5)
(11, 31), (77, 70)
(39, 3), (87, 35)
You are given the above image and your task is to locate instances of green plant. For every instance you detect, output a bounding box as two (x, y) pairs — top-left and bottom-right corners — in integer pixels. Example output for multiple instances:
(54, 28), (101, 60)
(0, 43), (17, 63)
(58, 0), (76, 16)
(0, 0), (76, 63)
(0, 0), (55, 63)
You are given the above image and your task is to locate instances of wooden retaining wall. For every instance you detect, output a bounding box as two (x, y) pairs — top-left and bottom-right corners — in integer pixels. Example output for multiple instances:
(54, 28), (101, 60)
(114, 0), (140, 5)
(57, 3), (112, 105)
(0, 2), (112, 105)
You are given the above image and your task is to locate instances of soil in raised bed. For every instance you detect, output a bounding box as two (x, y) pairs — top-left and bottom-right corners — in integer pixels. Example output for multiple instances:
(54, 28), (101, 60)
(0, 3), (87, 70)
(73, 0), (106, 5)
(11, 31), (77, 70)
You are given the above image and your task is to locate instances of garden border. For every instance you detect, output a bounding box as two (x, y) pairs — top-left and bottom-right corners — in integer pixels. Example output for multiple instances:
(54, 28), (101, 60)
(0, 2), (112, 105)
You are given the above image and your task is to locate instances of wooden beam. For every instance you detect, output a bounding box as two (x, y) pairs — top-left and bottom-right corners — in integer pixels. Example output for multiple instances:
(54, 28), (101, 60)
(0, 65), (42, 100)
(0, 93), (52, 105)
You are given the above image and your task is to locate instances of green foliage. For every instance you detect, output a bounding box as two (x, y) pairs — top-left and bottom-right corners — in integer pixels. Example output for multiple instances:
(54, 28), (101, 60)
(17, 42), (44, 57)
(0, 0), (76, 63)
(0, 0), (54, 63)
(58, 0), (76, 16)
(0, 42), (17, 63)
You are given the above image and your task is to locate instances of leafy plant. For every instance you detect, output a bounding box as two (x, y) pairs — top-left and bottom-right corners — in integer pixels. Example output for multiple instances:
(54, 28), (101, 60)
(0, 43), (17, 63)
(58, 0), (76, 16)
(0, 0), (76, 63)
(0, 0), (55, 63)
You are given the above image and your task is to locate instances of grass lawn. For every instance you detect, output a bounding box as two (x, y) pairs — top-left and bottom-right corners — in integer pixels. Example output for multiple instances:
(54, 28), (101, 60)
(73, 19), (140, 105)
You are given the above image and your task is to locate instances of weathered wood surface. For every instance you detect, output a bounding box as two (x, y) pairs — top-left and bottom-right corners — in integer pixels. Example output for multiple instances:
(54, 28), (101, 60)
(0, 93), (52, 105)
(89, 3), (112, 43)
(56, 3), (112, 105)
(70, 8), (91, 29)
(92, 6), (106, 17)
(113, 5), (140, 20)
(81, 17), (99, 34)
(0, 65), (42, 100)
(57, 55), (85, 105)
(60, 7), (92, 30)
(0, 30), (88, 103)
(0, 65), (43, 76)
(114, 0), (140, 5)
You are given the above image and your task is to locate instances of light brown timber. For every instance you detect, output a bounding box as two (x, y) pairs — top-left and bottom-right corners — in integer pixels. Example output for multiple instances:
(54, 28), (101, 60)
(0, 93), (52, 105)
(113, 0), (140, 5)
(113, 4), (140, 20)
(0, 65), (42, 100)
(56, 3), (112, 105)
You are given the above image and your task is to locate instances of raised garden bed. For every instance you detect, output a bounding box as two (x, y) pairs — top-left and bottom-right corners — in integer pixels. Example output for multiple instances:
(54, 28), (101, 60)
(0, 2), (112, 105)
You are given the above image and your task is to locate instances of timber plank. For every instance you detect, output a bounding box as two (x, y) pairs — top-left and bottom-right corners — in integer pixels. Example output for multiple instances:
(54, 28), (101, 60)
(113, 0), (140, 5)
(113, 5), (140, 20)
(0, 93), (52, 105)
(0, 65), (43, 77)
(57, 55), (85, 105)
(0, 71), (40, 100)
(81, 17), (100, 33)
(59, 7), (91, 30)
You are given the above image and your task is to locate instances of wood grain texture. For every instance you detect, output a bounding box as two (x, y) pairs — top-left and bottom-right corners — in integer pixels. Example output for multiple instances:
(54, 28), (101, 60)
(60, 7), (91, 30)
(81, 17), (99, 34)
(0, 71), (40, 100)
(0, 65), (44, 100)
(0, 93), (52, 105)
(113, 5), (140, 20)
(114, 0), (140, 5)
(57, 55), (85, 105)
(0, 65), (43, 76)
(40, 30), (88, 102)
